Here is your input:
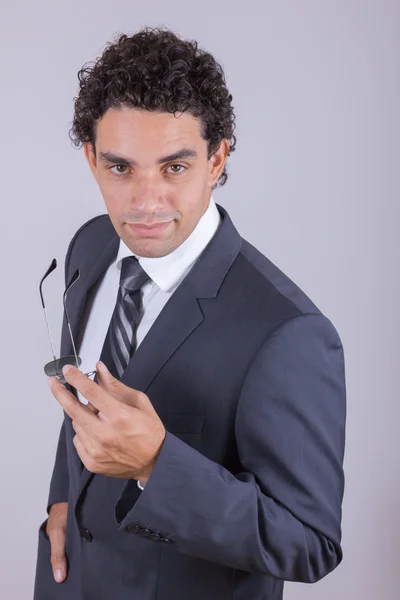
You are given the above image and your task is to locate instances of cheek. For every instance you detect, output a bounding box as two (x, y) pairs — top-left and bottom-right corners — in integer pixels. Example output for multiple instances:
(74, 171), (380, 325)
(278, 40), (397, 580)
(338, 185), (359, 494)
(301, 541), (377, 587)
(99, 180), (126, 215)
(176, 197), (209, 235)
(100, 177), (123, 199)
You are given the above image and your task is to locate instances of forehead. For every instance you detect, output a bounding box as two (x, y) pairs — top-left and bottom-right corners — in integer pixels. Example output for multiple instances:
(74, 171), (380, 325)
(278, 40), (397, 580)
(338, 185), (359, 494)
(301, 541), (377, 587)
(95, 106), (204, 149)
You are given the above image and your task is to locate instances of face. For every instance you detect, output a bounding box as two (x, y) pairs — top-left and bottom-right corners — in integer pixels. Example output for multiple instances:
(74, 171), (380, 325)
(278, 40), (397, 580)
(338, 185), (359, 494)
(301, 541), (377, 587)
(84, 106), (229, 258)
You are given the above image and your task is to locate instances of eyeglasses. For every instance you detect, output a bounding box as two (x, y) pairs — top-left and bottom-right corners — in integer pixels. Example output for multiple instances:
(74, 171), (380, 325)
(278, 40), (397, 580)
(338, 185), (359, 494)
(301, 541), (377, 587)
(39, 258), (97, 384)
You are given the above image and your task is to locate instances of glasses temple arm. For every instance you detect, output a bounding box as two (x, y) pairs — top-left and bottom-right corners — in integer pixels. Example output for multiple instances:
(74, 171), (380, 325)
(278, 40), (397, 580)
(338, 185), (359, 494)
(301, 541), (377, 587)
(40, 259), (58, 361)
(63, 269), (81, 369)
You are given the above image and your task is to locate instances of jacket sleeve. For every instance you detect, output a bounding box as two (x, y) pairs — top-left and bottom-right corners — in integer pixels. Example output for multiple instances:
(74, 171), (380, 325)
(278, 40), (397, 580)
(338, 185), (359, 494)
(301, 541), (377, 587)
(115, 313), (346, 583)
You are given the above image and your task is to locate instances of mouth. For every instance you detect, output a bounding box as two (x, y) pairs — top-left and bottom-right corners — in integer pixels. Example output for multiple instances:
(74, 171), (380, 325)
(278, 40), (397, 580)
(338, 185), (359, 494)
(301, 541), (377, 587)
(127, 221), (172, 236)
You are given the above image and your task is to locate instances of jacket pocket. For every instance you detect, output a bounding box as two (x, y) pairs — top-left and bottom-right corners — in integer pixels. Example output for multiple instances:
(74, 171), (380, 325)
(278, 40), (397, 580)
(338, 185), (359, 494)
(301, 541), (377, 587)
(159, 413), (205, 434)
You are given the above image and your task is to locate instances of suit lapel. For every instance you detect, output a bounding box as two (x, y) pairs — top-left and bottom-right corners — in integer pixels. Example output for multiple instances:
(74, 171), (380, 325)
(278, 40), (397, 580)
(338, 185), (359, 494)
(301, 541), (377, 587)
(60, 232), (119, 359)
(69, 204), (242, 509)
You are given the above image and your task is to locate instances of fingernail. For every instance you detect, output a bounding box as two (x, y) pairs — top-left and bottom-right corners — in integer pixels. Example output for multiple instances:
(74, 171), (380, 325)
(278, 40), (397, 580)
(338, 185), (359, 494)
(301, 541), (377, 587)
(98, 361), (109, 373)
(48, 377), (54, 388)
(54, 569), (64, 582)
(62, 364), (73, 376)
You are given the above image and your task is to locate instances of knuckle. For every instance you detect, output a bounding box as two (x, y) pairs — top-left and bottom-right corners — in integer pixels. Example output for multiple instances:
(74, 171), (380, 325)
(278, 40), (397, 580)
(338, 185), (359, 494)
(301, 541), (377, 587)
(115, 406), (130, 426)
(90, 445), (103, 460)
(50, 553), (65, 566)
(101, 433), (113, 448)
(50, 545), (65, 564)
(85, 456), (98, 473)
(82, 382), (97, 402)
(108, 378), (120, 393)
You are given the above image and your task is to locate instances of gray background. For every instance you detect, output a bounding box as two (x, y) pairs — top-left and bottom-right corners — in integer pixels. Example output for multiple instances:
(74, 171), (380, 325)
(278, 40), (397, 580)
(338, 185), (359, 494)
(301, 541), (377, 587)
(0, 1), (398, 598)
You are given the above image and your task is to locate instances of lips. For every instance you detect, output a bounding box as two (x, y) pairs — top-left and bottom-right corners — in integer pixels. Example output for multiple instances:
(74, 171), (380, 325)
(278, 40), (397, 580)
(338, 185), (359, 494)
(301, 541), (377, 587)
(128, 222), (171, 235)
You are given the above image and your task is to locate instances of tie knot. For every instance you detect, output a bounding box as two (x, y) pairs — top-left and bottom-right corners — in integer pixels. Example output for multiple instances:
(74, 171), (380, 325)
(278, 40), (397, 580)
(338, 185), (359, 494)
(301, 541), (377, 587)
(119, 256), (150, 293)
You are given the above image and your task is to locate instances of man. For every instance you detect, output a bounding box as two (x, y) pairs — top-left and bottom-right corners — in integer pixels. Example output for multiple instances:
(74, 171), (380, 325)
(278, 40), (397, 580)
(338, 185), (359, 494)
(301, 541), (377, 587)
(33, 26), (346, 600)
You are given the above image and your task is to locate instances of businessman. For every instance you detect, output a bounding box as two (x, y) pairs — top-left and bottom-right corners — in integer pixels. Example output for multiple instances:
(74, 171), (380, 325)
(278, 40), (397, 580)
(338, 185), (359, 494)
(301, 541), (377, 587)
(33, 26), (346, 600)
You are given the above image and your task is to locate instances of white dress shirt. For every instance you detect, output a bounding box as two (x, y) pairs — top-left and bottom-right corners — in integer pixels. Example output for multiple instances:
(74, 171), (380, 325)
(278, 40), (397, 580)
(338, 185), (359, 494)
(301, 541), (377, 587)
(74, 196), (221, 488)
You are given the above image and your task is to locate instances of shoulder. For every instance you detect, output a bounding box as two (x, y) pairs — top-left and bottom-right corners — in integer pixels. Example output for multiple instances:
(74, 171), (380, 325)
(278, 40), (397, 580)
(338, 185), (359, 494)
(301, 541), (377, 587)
(65, 213), (112, 262)
(234, 236), (322, 317)
(234, 237), (344, 364)
(63, 214), (114, 285)
(67, 213), (111, 251)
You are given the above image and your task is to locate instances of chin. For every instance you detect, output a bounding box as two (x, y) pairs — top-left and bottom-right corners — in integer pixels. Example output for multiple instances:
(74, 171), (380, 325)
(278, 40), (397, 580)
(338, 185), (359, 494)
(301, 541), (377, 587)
(131, 238), (177, 259)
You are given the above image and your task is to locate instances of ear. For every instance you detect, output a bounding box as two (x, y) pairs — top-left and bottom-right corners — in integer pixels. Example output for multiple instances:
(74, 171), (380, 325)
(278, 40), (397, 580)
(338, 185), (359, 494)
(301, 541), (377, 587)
(208, 139), (230, 187)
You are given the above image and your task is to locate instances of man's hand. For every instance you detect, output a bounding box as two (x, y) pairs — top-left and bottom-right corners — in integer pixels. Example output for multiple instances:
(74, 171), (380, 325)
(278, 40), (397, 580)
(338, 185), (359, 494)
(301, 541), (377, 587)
(46, 502), (68, 583)
(47, 362), (166, 483)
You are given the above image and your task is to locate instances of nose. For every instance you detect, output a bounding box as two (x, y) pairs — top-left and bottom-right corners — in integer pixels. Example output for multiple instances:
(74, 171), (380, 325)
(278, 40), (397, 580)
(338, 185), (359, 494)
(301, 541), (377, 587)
(129, 175), (165, 212)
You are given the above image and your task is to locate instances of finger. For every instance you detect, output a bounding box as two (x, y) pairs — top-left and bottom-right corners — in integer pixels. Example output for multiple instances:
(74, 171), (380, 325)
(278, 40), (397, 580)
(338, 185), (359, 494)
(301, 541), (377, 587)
(49, 529), (68, 583)
(71, 421), (94, 453)
(73, 433), (96, 473)
(87, 402), (106, 422)
(48, 374), (100, 430)
(72, 420), (101, 450)
(96, 361), (145, 409)
(87, 401), (99, 416)
(86, 402), (106, 421)
(61, 364), (117, 418)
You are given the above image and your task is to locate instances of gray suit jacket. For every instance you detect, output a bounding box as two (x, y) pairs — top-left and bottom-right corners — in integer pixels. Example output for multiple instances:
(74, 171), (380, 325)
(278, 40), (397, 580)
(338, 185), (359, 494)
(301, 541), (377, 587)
(33, 203), (346, 600)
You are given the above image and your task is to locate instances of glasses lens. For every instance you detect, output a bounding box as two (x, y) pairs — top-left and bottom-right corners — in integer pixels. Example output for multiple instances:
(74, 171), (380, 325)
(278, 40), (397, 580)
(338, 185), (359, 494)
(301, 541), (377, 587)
(44, 355), (82, 377)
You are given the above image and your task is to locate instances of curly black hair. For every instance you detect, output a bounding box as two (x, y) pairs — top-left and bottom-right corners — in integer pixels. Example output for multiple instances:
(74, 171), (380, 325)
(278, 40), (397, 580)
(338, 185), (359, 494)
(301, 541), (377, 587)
(69, 26), (237, 187)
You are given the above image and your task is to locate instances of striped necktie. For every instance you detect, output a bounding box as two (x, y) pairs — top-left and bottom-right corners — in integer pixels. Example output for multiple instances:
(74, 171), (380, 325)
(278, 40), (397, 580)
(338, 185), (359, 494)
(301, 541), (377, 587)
(96, 256), (150, 380)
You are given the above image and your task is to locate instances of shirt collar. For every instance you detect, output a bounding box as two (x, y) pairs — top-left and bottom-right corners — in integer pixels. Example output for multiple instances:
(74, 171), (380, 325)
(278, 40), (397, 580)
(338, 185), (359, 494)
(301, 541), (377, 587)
(115, 196), (222, 293)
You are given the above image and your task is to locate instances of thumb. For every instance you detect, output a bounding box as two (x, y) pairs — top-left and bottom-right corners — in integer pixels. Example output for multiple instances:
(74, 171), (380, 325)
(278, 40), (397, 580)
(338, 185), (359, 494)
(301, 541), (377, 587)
(50, 532), (68, 583)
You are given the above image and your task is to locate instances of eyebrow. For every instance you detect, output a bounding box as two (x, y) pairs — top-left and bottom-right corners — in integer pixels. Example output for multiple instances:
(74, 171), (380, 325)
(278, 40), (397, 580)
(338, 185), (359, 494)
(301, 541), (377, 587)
(98, 148), (198, 166)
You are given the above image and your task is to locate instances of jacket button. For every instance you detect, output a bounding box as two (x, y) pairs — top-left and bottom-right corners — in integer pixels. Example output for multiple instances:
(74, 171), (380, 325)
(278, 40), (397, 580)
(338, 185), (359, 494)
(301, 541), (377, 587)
(159, 537), (171, 544)
(147, 532), (161, 541)
(79, 527), (93, 542)
(126, 524), (141, 534)
(137, 528), (151, 538)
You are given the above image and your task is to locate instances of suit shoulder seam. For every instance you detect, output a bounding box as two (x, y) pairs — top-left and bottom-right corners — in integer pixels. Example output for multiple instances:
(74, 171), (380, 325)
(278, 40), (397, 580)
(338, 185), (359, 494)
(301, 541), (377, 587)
(237, 250), (306, 317)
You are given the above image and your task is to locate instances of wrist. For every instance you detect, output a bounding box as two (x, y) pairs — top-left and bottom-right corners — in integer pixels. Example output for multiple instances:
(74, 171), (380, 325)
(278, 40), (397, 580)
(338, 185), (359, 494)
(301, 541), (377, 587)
(136, 430), (165, 484)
